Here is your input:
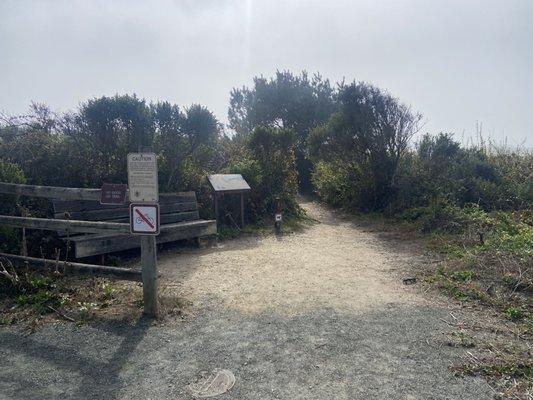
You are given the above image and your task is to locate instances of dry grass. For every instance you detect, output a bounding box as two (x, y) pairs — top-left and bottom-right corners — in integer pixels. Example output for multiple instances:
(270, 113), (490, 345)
(0, 258), (189, 331)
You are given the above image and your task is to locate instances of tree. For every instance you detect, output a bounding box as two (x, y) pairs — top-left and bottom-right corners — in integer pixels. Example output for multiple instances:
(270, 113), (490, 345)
(228, 70), (336, 191)
(153, 102), (221, 191)
(72, 94), (154, 185)
(309, 82), (422, 210)
(229, 126), (299, 218)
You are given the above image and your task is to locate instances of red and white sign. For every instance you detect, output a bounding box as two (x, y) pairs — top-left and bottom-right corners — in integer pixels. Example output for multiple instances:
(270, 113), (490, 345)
(130, 203), (160, 235)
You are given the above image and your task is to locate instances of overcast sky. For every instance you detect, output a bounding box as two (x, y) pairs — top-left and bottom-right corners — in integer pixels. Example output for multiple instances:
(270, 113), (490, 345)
(1, 0), (532, 145)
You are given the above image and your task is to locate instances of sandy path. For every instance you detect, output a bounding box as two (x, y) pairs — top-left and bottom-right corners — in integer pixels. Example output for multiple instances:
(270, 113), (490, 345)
(0, 200), (494, 399)
(162, 199), (422, 315)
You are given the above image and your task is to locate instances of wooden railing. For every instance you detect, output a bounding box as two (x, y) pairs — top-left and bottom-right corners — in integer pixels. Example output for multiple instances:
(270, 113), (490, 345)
(0, 182), (158, 317)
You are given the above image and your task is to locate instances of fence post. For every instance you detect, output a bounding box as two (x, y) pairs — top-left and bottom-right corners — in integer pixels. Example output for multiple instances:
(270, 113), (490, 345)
(141, 235), (158, 317)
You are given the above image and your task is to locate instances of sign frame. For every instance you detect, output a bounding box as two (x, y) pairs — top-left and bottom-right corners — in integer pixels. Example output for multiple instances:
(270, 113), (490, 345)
(127, 153), (159, 203)
(130, 203), (160, 235)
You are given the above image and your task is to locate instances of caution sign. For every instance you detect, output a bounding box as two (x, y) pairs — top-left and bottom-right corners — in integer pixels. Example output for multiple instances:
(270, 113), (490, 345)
(127, 153), (159, 203)
(130, 203), (160, 235)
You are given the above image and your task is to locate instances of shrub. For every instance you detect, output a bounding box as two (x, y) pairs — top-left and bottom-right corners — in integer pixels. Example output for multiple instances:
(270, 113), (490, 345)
(228, 127), (300, 220)
(309, 81), (422, 211)
(0, 162), (26, 253)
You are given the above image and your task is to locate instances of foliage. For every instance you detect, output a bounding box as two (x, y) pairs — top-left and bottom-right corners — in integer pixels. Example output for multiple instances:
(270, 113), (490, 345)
(310, 81), (422, 210)
(0, 161), (26, 253)
(392, 134), (532, 216)
(0, 97), (222, 191)
(0, 257), (147, 325)
(229, 70), (336, 191)
(0, 259), (60, 314)
(228, 126), (300, 220)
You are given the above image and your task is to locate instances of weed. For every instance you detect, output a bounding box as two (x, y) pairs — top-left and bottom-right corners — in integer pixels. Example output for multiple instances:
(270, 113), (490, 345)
(218, 224), (241, 240)
(450, 269), (477, 282)
(450, 331), (475, 348)
(101, 283), (116, 300)
(505, 307), (525, 321)
(77, 301), (97, 319)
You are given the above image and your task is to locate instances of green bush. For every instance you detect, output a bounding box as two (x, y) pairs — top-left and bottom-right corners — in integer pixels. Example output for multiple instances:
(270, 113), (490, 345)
(227, 127), (300, 221)
(0, 161), (26, 253)
(309, 82), (422, 211)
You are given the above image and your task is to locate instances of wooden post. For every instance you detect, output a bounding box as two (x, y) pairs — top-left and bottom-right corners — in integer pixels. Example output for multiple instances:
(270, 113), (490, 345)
(275, 196), (282, 235)
(214, 193), (219, 228)
(140, 235), (158, 317)
(240, 192), (244, 228)
(20, 208), (27, 256)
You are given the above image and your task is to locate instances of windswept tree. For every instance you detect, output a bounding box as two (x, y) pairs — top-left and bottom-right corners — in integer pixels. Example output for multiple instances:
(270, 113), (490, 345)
(153, 102), (222, 191)
(71, 94), (154, 185)
(309, 82), (422, 210)
(228, 70), (336, 191)
(228, 126), (299, 218)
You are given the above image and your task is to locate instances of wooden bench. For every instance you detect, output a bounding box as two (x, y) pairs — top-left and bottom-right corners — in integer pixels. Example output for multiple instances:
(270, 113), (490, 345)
(52, 191), (217, 258)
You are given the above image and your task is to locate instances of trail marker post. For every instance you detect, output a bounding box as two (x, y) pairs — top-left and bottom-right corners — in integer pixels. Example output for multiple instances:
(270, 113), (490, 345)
(128, 152), (160, 318)
(274, 196), (283, 235)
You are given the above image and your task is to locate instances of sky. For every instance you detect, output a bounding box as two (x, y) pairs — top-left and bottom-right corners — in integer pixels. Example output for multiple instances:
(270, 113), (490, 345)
(1, 0), (532, 145)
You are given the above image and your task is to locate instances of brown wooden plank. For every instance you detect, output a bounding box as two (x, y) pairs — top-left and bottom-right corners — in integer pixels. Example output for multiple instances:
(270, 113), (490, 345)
(63, 219), (210, 243)
(74, 220), (217, 257)
(59, 211), (199, 238)
(0, 215), (130, 234)
(159, 211), (199, 224)
(54, 202), (198, 221)
(159, 192), (197, 203)
(0, 182), (101, 201)
(53, 200), (124, 213)
(67, 220), (215, 242)
(0, 252), (142, 281)
(53, 192), (197, 213)
(0, 182), (197, 204)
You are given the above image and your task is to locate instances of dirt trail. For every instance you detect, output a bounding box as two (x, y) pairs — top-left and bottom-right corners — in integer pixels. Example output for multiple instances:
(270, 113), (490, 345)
(0, 200), (494, 399)
(164, 200), (422, 315)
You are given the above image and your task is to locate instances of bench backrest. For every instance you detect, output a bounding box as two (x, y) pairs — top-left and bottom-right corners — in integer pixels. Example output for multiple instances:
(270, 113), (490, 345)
(53, 192), (199, 231)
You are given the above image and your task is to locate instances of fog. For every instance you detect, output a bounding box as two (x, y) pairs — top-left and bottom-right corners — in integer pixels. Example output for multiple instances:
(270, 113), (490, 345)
(1, 0), (531, 145)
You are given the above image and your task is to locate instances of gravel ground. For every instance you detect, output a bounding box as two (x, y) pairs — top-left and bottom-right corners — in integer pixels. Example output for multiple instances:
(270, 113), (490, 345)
(0, 200), (494, 399)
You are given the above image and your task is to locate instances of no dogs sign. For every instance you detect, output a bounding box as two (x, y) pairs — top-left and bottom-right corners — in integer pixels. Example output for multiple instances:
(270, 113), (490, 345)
(130, 203), (160, 235)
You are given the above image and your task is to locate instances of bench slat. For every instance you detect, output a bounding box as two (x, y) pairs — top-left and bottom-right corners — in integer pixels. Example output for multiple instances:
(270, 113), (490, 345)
(54, 201), (198, 221)
(74, 220), (217, 257)
(53, 191), (197, 213)
(57, 211), (200, 238)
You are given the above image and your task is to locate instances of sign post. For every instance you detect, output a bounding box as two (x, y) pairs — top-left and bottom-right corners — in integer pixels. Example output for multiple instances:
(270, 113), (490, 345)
(274, 196), (283, 235)
(140, 235), (158, 317)
(127, 153), (159, 318)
